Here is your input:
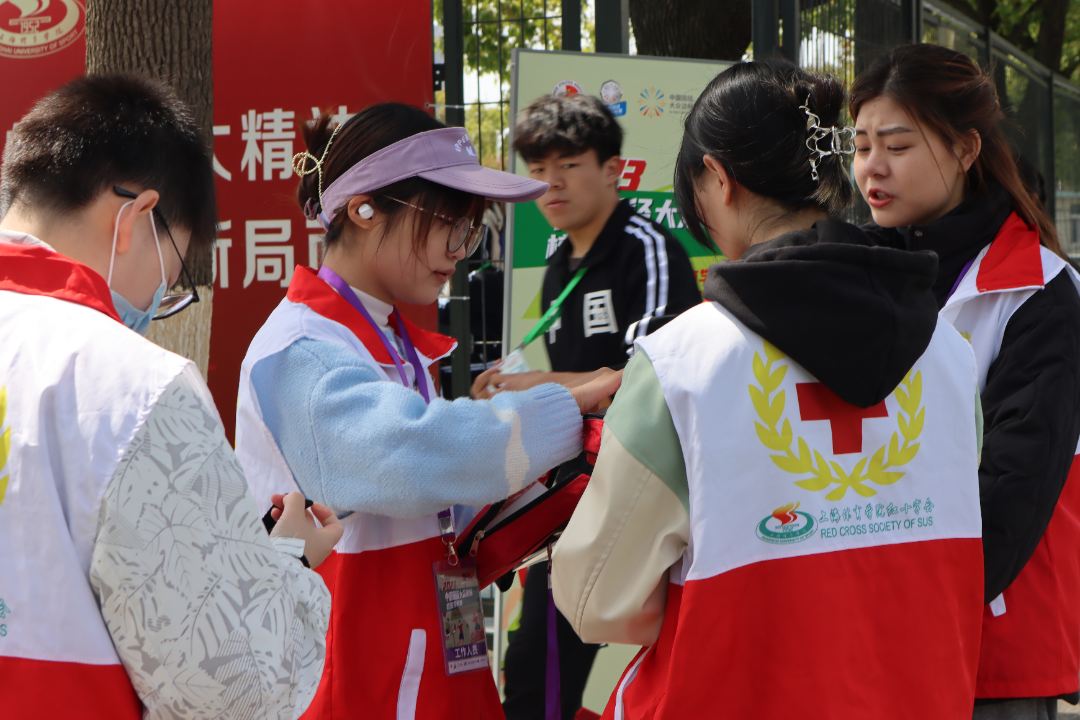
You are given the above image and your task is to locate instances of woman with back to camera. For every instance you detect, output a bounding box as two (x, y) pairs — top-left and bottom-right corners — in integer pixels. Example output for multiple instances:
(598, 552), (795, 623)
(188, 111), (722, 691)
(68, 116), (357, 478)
(851, 44), (1080, 720)
(550, 58), (986, 719)
(233, 103), (620, 719)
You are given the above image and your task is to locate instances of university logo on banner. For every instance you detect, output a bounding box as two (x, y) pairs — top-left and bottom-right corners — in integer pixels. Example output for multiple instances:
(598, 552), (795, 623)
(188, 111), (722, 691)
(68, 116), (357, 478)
(0, 0), (85, 58)
(755, 501), (816, 545)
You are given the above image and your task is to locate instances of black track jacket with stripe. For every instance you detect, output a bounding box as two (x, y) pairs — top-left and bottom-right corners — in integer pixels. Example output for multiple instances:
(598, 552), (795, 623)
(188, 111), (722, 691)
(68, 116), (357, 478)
(541, 199), (701, 372)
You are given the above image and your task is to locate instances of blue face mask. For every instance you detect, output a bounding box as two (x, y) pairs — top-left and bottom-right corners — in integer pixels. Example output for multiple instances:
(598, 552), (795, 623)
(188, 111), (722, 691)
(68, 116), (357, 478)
(111, 281), (166, 336)
(107, 200), (168, 336)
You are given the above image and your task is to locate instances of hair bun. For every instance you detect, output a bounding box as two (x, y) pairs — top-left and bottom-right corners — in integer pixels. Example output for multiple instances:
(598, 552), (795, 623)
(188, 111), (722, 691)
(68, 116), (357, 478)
(674, 59), (854, 249)
(801, 74), (847, 131)
(297, 113), (337, 216)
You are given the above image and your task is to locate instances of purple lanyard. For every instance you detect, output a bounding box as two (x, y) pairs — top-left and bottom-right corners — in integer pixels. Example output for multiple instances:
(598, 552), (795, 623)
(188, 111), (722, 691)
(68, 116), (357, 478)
(317, 266), (456, 556)
(546, 563), (561, 720)
(946, 257), (976, 303)
(317, 265), (430, 403)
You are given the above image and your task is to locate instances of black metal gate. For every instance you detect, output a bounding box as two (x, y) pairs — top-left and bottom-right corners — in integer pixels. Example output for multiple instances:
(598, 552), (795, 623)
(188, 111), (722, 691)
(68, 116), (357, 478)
(433, 0), (586, 397)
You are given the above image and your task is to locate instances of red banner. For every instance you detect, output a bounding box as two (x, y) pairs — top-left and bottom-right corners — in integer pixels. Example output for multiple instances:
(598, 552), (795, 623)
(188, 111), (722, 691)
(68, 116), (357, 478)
(210, 1), (435, 440)
(1, 2), (434, 442)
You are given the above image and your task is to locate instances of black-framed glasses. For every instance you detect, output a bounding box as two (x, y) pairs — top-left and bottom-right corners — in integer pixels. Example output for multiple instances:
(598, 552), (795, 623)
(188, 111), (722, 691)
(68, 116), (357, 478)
(114, 186), (200, 320)
(384, 196), (489, 258)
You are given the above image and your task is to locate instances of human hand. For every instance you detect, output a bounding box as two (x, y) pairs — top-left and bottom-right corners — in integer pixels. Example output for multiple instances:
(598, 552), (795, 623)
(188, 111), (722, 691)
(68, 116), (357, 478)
(471, 365), (549, 398)
(471, 365), (501, 399)
(568, 368), (623, 414)
(268, 492), (343, 569)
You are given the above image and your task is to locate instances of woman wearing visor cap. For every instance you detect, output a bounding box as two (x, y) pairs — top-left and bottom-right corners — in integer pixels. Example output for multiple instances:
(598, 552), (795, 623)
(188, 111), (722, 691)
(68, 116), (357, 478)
(234, 103), (621, 719)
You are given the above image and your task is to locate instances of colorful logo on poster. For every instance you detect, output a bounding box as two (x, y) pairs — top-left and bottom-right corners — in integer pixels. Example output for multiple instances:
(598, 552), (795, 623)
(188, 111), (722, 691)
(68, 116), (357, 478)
(756, 501), (817, 544)
(600, 79), (626, 117)
(0, 0), (85, 58)
(637, 87), (666, 118)
(551, 79), (584, 98)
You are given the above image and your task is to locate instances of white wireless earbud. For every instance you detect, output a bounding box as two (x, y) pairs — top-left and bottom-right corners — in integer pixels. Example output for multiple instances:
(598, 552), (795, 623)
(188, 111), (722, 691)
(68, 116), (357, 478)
(357, 204), (374, 220)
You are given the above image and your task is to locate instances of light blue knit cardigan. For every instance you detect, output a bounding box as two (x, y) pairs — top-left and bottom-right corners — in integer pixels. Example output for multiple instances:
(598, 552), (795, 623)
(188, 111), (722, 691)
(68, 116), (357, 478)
(250, 338), (583, 520)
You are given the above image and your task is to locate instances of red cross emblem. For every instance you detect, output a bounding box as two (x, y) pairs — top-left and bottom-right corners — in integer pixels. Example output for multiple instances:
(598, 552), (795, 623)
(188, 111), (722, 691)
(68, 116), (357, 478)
(795, 383), (888, 455)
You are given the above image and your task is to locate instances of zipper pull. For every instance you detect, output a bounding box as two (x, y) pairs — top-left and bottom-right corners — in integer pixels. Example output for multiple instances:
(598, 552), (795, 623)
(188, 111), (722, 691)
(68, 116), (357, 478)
(469, 529), (485, 557)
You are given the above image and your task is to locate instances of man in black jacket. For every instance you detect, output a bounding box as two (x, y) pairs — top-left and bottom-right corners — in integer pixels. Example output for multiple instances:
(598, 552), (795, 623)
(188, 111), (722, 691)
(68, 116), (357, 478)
(479, 94), (701, 720)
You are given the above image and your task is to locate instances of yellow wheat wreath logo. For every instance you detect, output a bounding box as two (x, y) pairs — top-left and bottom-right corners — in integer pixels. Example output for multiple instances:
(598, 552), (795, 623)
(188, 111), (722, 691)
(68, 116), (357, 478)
(0, 387), (9, 507)
(750, 342), (924, 501)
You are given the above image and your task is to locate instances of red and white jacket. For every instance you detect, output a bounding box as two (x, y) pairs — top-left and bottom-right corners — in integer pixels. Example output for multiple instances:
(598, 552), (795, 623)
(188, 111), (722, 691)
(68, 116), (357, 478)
(0, 239), (186, 719)
(236, 267), (507, 720)
(939, 213), (1080, 699)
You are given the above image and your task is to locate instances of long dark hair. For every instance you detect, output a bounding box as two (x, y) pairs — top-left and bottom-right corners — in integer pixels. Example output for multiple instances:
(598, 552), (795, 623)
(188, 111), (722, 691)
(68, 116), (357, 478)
(850, 43), (1064, 259)
(298, 103), (485, 252)
(675, 59), (853, 251)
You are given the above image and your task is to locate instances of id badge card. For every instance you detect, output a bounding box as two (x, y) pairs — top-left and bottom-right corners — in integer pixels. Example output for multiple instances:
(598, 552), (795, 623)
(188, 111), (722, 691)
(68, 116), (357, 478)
(433, 558), (489, 676)
(499, 348), (531, 375)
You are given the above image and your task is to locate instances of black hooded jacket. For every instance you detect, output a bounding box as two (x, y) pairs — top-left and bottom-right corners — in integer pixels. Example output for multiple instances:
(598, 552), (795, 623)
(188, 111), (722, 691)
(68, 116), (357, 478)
(704, 219), (941, 409)
(867, 186), (1080, 611)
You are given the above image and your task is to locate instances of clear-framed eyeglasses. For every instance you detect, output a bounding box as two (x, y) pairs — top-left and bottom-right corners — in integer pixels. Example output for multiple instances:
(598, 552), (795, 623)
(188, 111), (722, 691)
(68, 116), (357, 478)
(113, 186), (200, 320)
(384, 196), (488, 258)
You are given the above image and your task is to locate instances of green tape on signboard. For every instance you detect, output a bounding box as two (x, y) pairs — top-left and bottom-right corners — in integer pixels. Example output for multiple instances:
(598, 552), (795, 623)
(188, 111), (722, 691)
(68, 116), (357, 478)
(507, 50), (731, 372)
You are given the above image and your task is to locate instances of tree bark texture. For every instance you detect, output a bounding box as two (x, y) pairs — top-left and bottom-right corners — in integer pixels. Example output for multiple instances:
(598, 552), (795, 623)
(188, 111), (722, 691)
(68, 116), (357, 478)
(940, 0), (1070, 78)
(629, 0), (751, 62)
(1033, 0), (1069, 74)
(85, 0), (214, 378)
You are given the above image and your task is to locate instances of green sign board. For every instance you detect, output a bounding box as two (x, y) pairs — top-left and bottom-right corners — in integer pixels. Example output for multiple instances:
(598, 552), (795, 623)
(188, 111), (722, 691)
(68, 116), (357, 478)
(506, 49), (732, 371)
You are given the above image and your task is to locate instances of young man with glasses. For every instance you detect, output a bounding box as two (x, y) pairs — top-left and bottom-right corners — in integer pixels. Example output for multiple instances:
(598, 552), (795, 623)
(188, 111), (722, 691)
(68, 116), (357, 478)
(0, 73), (342, 719)
(485, 94), (702, 720)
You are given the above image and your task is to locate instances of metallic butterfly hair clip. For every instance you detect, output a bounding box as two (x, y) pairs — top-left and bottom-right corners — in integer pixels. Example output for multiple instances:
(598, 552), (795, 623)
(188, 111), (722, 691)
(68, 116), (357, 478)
(799, 95), (856, 182)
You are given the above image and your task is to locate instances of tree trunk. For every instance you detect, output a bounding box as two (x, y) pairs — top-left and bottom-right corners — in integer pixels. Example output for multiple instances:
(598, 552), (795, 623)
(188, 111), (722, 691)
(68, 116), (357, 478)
(1033, 0), (1070, 74)
(85, 0), (214, 378)
(629, 0), (751, 62)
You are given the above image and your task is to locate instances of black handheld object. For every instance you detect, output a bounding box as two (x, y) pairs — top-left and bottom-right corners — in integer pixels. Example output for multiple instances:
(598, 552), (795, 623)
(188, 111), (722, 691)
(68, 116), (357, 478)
(262, 497), (314, 534)
(262, 497), (315, 568)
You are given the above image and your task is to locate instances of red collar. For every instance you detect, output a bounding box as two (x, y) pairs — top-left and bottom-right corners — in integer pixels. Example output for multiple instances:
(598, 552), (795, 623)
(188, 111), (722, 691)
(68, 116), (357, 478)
(0, 242), (122, 322)
(286, 266), (456, 363)
(976, 212), (1044, 293)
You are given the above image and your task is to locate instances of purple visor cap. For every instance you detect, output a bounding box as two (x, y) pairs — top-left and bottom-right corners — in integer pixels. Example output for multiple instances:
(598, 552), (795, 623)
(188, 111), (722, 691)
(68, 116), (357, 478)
(317, 127), (548, 228)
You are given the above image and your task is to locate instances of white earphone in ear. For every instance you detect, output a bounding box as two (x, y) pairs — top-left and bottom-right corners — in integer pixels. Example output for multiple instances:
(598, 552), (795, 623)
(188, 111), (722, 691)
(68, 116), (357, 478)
(357, 204), (374, 220)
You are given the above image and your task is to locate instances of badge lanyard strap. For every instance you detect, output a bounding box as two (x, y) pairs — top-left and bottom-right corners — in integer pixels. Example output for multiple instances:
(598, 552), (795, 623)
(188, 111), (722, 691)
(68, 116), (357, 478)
(945, 256), (976, 303)
(545, 544), (561, 720)
(317, 266), (430, 403)
(318, 266), (461, 560)
(516, 266), (588, 351)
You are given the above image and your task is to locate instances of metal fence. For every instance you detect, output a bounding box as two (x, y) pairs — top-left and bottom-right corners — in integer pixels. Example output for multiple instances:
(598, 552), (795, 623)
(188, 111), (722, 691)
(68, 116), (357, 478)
(1056, 81), (1080, 254)
(433, 2), (588, 399)
(435, 1), (582, 170)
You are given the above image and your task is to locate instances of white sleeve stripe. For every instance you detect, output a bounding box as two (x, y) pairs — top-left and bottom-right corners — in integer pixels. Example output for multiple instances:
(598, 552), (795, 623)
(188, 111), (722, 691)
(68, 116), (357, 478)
(629, 216), (670, 317)
(636, 315), (652, 340)
(626, 224), (658, 329)
(626, 225), (656, 341)
(624, 320), (640, 346)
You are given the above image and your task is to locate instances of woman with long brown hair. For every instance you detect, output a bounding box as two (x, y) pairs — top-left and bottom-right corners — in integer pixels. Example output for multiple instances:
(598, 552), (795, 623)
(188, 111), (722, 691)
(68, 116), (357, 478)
(851, 43), (1080, 719)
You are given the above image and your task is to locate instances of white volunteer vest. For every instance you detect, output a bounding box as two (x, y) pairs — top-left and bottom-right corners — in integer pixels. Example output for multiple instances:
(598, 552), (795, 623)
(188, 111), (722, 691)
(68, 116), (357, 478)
(638, 302), (982, 585)
(943, 241), (1080, 394)
(0, 290), (190, 670)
